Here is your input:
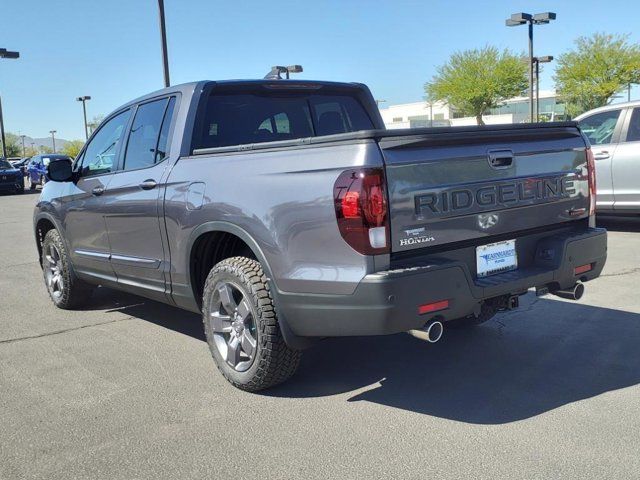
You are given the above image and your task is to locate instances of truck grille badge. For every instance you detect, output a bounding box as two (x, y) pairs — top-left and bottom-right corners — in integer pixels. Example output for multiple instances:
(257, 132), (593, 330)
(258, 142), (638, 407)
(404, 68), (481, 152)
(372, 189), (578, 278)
(478, 213), (498, 229)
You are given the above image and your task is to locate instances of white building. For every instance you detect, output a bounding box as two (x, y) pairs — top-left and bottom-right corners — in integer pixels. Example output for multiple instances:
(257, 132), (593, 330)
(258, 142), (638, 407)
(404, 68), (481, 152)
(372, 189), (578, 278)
(378, 100), (452, 129)
(379, 91), (566, 129)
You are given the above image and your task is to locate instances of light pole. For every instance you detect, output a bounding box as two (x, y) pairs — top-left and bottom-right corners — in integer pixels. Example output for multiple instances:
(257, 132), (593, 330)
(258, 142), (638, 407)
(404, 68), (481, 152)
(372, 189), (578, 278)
(76, 96), (91, 140)
(506, 12), (556, 123)
(0, 48), (20, 159)
(533, 56), (553, 122)
(50, 130), (57, 153)
(20, 134), (26, 157)
(157, 0), (170, 87)
(30, 142), (35, 154)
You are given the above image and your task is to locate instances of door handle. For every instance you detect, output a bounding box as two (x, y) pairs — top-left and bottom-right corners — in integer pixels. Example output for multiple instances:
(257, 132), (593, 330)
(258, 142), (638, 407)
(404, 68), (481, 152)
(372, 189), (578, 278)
(487, 149), (514, 169)
(92, 186), (105, 196)
(594, 151), (610, 160)
(139, 179), (157, 190)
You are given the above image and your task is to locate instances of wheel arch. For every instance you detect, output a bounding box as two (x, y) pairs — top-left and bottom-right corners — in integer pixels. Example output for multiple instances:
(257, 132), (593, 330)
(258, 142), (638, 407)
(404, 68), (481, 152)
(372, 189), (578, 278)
(34, 213), (64, 266)
(186, 222), (314, 350)
(187, 222), (275, 304)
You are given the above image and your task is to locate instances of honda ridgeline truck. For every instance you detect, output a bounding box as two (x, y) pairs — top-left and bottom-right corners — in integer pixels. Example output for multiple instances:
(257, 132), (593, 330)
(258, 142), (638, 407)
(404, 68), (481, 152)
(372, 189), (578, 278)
(35, 79), (607, 391)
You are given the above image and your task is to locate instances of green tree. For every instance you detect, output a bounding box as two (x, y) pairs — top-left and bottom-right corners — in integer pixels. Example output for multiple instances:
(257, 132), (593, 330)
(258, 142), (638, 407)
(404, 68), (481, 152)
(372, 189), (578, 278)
(554, 33), (640, 116)
(25, 146), (39, 157)
(425, 46), (528, 125)
(61, 140), (84, 158)
(40, 145), (53, 154)
(1, 132), (22, 157)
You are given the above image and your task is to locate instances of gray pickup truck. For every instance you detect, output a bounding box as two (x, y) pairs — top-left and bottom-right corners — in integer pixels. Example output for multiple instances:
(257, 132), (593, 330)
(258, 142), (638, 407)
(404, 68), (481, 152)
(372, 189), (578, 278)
(35, 79), (607, 391)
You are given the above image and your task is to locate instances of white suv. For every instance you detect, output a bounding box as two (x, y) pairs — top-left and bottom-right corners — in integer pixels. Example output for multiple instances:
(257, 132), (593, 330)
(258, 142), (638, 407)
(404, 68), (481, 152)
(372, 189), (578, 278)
(576, 101), (640, 214)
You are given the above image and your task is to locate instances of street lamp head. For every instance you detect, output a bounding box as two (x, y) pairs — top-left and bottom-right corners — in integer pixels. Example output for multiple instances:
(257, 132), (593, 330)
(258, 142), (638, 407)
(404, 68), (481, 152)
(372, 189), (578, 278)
(537, 55), (554, 63)
(50, 130), (56, 135)
(533, 12), (556, 24)
(0, 48), (20, 59)
(509, 12), (532, 23)
(76, 96), (91, 101)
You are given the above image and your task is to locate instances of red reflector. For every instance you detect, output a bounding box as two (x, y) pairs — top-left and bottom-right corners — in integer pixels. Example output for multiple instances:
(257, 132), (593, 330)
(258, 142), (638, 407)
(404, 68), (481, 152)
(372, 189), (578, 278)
(418, 300), (450, 315)
(574, 264), (592, 275)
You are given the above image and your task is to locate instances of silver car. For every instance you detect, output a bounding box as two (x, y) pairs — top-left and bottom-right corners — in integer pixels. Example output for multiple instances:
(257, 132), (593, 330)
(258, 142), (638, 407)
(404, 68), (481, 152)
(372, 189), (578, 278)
(575, 101), (640, 214)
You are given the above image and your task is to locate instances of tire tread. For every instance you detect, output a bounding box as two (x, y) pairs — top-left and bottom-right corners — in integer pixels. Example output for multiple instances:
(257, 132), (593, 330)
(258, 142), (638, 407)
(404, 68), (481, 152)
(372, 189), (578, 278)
(202, 257), (301, 391)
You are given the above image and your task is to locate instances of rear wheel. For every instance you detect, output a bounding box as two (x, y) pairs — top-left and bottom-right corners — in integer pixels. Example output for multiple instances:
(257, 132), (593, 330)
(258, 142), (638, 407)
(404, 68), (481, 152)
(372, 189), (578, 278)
(41, 229), (92, 309)
(202, 257), (301, 391)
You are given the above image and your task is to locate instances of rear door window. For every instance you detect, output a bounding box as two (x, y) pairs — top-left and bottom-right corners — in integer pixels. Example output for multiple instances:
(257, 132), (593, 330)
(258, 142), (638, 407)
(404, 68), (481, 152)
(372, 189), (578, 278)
(195, 91), (374, 149)
(122, 97), (175, 171)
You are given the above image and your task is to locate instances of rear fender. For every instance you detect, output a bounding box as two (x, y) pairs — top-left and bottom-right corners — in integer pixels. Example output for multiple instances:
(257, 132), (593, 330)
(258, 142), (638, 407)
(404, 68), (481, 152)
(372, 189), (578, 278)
(186, 221), (315, 350)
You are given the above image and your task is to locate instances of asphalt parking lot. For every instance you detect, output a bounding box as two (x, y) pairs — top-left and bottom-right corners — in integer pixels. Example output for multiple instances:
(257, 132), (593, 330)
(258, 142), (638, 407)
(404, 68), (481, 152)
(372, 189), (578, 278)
(1, 190), (639, 479)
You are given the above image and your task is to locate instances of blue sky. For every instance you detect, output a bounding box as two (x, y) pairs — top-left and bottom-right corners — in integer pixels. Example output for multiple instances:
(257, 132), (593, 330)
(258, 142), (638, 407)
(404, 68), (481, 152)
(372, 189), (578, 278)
(1, 0), (639, 140)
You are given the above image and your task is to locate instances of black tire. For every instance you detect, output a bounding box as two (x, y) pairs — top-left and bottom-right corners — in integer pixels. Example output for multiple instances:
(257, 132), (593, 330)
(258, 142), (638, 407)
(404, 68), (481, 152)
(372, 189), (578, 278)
(447, 302), (498, 328)
(29, 177), (36, 190)
(41, 229), (93, 309)
(202, 257), (301, 392)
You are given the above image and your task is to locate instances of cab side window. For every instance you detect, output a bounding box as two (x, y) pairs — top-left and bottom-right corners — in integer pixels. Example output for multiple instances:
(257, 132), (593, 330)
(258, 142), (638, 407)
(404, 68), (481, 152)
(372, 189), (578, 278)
(122, 97), (175, 171)
(80, 109), (131, 176)
(578, 110), (620, 145)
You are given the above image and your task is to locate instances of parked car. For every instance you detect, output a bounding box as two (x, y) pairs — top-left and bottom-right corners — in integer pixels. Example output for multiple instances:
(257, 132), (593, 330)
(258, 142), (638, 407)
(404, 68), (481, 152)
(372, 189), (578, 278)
(0, 158), (24, 194)
(575, 101), (640, 214)
(10, 157), (31, 175)
(34, 79), (607, 391)
(27, 154), (72, 190)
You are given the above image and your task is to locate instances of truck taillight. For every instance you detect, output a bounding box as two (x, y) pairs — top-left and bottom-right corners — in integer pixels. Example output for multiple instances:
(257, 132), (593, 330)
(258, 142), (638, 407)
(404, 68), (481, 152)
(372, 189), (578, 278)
(334, 168), (390, 255)
(586, 147), (596, 217)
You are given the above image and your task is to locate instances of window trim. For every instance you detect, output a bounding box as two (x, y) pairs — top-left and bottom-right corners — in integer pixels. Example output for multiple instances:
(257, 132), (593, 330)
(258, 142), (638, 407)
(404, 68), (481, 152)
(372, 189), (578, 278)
(116, 95), (177, 174)
(75, 107), (133, 179)
(620, 107), (640, 143)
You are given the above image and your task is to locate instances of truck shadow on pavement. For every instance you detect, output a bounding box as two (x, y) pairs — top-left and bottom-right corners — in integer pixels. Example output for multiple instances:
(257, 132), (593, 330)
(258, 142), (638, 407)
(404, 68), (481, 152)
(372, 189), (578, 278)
(91, 287), (640, 425)
(597, 216), (640, 232)
(269, 296), (640, 424)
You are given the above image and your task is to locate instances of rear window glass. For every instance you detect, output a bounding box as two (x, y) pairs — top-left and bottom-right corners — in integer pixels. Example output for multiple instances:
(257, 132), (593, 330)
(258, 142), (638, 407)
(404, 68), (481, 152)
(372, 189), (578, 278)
(195, 92), (374, 149)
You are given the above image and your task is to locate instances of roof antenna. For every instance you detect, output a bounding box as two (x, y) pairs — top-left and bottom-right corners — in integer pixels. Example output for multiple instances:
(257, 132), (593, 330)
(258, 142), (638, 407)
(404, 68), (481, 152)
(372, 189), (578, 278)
(264, 65), (303, 80)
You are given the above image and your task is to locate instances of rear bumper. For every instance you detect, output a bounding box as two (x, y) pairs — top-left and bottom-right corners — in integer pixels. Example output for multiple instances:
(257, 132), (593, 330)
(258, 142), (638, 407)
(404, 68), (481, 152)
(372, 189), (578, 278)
(277, 227), (607, 337)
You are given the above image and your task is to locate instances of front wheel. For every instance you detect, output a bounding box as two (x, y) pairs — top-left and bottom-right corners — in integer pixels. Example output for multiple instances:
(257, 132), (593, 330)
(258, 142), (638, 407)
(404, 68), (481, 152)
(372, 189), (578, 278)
(202, 257), (301, 391)
(41, 229), (93, 309)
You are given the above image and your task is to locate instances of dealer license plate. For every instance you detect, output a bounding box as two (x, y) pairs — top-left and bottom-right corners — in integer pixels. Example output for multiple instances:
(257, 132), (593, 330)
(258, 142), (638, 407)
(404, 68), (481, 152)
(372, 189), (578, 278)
(476, 239), (517, 278)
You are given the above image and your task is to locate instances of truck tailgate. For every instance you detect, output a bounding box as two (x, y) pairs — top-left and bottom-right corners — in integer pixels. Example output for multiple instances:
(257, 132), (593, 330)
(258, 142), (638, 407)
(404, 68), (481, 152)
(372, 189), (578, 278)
(379, 124), (590, 252)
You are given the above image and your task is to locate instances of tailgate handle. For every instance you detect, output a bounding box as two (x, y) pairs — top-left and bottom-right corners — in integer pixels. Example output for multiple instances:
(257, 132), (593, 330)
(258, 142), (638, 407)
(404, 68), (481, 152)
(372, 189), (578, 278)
(487, 150), (514, 169)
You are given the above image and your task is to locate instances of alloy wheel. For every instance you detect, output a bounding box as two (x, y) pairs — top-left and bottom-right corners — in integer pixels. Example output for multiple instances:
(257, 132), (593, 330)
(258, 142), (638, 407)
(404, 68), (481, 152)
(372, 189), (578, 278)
(208, 281), (257, 372)
(43, 243), (64, 300)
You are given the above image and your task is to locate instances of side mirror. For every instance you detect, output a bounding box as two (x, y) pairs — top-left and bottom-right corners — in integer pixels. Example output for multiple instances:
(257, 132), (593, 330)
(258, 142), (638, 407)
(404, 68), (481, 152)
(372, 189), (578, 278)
(47, 158), (73, 182)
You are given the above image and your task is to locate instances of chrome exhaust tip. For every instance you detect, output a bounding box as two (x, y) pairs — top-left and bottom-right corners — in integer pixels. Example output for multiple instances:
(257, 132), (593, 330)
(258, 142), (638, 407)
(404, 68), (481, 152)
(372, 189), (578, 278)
(409, 319), (444, 343)
(552, 282), (585, 301)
